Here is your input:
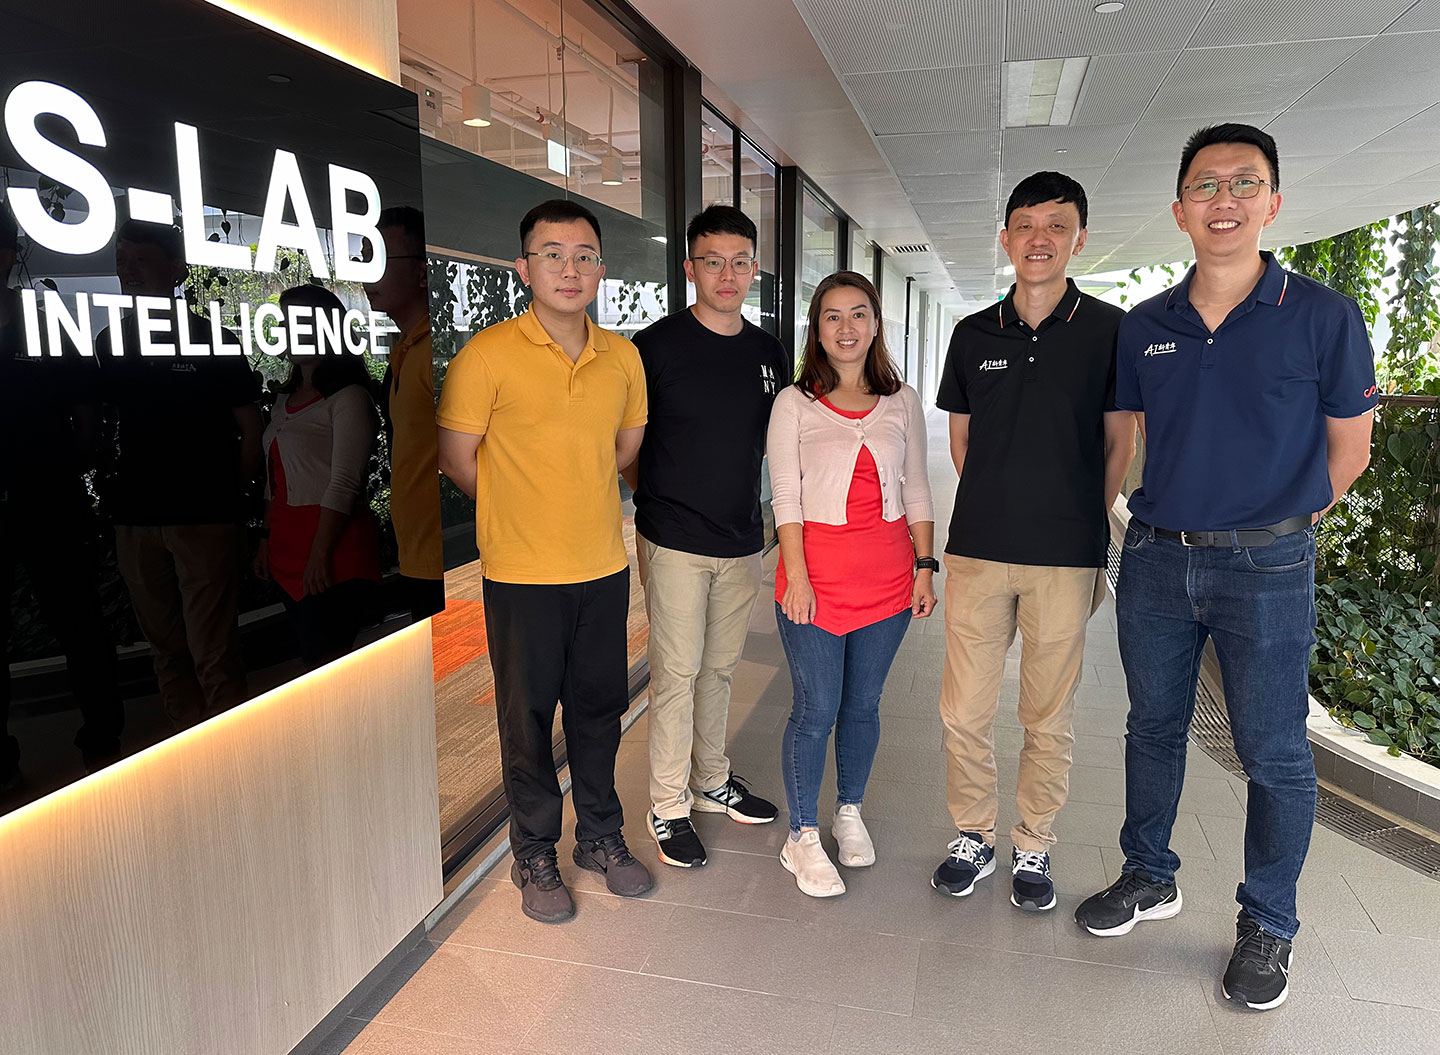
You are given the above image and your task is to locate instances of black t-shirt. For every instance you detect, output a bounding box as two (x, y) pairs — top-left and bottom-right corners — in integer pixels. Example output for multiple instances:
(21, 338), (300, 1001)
(633, 310), (789, 558)
(95, 308), (259, 525)
(936, 280), (1123, 568)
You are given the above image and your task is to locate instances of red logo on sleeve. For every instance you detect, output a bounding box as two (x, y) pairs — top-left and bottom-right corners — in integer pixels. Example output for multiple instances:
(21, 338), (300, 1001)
(1363, 384), (1378, 399)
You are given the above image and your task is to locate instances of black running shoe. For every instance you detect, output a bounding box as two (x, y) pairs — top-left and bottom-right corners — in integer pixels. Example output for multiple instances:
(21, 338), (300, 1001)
(573, 832), (654, 897)
(1010, 848), (1056, 912)
(511, 849), (574, 923)
(931, 832), (996, 896)
(693, 772), (778, 824)
(1223, 911), (1293, 1011)
(648, 811), (708, 868)
(1074, 870), (1182, 936)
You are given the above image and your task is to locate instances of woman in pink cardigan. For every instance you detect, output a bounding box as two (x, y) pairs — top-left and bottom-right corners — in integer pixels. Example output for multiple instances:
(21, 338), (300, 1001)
(768, 270), (937, 897)
(254, 285), (383, 670)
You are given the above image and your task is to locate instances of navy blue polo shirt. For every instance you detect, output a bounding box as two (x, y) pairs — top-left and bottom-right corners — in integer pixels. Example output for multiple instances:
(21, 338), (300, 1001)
(1117, 252), (1377, 531)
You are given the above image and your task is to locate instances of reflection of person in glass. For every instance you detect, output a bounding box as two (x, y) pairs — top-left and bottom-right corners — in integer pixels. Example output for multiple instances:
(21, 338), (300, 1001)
(768, 272), (936, 899)
(437, 199), (652, 923)
(95, 220), (261, 729)
(363, 206), (444, 621)
(1, 203), (124, 792)
(253, 285), (382, 670)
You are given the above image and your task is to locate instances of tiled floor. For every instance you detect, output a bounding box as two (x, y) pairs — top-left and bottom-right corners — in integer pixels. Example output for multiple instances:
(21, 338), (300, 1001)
(322, 412), (1440, 1055)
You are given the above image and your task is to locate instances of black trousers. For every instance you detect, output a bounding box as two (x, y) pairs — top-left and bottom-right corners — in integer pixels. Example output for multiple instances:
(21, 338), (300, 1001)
(281, 578), (382, 671)
(483, 567), (630, 860)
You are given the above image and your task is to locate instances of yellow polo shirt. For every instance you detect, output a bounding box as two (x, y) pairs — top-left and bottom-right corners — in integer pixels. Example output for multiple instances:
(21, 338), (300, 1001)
(386, 320), (444, 580)
(435, 306), (646, 584)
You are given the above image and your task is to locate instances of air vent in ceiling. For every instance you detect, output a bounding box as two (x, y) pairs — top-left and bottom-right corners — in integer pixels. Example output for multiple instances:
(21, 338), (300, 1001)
(888, 243), (930, 254)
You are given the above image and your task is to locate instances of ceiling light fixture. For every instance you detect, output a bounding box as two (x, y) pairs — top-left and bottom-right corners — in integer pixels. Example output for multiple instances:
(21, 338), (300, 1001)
(461, 84), (492, 127)
(547, 136), (571, 176)
(1094, 2), (1125, 12)
(1003, 57), (1090, 127)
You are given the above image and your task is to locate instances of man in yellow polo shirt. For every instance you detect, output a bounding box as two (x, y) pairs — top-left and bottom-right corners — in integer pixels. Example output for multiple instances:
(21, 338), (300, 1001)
(436, 199), (652, 923)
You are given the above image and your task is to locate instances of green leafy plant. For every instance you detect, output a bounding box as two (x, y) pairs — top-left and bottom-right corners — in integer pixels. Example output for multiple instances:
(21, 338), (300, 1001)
(1384, 205), (1440, 390)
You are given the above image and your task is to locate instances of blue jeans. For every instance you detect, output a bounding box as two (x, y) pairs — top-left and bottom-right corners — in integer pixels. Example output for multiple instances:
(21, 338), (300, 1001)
(1116, 521), (1318, 940)
(775, 605), (912, 832)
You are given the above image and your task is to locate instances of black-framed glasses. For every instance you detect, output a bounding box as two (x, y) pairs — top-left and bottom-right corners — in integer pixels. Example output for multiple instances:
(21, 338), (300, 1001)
(689, 255), (756, 276)
(525, 249), (602, 275)
(1181, 174), (1271, 202)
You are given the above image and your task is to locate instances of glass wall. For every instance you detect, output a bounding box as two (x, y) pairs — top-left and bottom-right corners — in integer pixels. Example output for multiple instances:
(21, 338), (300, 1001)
(796, 185), (840, 353)
(701, 104), (735, 210)
(851, 228), (874, 281)
(740, 137), (779, 337)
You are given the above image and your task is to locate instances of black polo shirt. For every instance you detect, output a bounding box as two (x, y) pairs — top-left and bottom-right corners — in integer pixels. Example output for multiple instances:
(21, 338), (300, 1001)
(936, 279), (1124, 567)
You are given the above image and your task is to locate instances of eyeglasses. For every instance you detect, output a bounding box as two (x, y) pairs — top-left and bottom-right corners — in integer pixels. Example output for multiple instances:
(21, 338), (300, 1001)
(1181, 174), (1271, 202)
(525, 250), (602, 275)
(689, 255), (756, 276)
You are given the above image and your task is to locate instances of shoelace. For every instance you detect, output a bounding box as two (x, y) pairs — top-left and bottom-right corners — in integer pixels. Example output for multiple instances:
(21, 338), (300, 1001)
(945, 833), (988, 865)
(1102, 870), (1158, 903)
(523, 850), (563, 890)
(1013, 850), (1050, 877)
(1232, 922), (1286, 972)
(655, 816), (695, 838)
(713, 773), (753, 802)
(596, 833), (637, 866)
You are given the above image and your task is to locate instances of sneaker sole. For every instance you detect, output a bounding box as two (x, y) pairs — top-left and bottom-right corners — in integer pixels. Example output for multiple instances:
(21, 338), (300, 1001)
(779, 844), (845, 897)
(692, 797), (776, 824)
(647, 816), (707, 868)
(1223, 950), (1292, 1011)
(1011, 890), (1057, 912)
(1081, 888), (1183, 937)
(931, 856), (997, 897)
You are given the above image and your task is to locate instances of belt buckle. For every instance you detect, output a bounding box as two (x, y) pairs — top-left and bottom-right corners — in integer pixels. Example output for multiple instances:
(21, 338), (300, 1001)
(1179, 531), (1203, 547)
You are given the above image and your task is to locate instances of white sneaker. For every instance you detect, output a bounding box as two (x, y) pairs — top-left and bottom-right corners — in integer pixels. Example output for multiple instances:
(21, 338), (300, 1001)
(780, 831), (846, 897)
(831, 804), (876, 867)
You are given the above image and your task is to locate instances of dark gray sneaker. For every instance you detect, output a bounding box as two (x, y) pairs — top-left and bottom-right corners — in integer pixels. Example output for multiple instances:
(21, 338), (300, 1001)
(1222, 911), (1292, 1010)
(511, 849), (574, 923)
(573, 832), (654, 896)
(1074, 869), (1182, 937)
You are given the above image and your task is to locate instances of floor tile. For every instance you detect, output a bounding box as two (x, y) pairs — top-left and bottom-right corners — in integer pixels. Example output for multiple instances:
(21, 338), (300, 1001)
(1316, 928), (1440, 1010)
(345, 1020), (512, 1055)
(1342, 872), (1440, 940)
(1203, 987), (1440, 1055)
(830, 1006), (1152, 1055)
(640, 904), (922, 1013)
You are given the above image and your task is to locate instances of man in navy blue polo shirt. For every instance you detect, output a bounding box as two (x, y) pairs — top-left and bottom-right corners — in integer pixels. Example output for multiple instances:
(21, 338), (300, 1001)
(1073, 124), (1376, 1011)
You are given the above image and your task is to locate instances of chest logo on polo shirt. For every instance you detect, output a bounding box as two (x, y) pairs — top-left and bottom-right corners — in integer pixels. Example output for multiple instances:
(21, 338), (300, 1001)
(760, 363), (777, 394)
(978, 358), (1008, 371)
(1143, 341), (1177, 356)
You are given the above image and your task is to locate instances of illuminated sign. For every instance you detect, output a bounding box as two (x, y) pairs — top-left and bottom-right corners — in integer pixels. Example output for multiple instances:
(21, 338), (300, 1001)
(3, 79), (394, 358)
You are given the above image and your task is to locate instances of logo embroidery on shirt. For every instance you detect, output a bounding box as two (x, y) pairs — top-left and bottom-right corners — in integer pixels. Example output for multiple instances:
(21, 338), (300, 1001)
(1143, 342), (1177, 357)
(978, 358), (1008, 372)
(1363, 384), (1378, 399)
(760, 363), (777, 394)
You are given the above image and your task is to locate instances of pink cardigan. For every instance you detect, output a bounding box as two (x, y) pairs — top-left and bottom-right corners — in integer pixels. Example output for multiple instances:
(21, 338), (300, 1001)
(767, 384), (934, 528)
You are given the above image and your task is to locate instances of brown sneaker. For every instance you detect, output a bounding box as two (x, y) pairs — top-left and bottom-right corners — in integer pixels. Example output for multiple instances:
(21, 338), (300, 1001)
(573, 832), (653, 897)
(511, 849), (574, 923)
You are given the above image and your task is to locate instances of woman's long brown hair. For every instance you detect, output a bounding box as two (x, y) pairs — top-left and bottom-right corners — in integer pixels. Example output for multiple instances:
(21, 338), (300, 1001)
(794, 270), (902, 399)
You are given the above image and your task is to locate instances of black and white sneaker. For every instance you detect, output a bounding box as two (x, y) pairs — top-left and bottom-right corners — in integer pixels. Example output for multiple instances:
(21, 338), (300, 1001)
(693, 773), (778, 824)
(1074, 870), (1182, 936)
(1010, 849), (1056, 912)
(1222, 911), (1293, 1011)
(931, 832), (996, 896)
(648, 811), (708, 868)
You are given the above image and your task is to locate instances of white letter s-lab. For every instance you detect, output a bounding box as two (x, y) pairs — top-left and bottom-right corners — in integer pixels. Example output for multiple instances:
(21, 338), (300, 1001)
(3, 81), (116, 256)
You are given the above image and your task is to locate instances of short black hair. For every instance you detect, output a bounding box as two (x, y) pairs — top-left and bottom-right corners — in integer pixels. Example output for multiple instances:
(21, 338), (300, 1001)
(1005, 172), (1088, 228)
(1177, 123), (1280, 200)
(116, 218), (183, 262)
(519, 198), (602, 253)
(377, 205), (425, 256)
(686, 204), (757, 255)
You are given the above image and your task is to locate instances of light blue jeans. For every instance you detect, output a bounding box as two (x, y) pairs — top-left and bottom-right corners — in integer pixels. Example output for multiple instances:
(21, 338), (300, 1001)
(775, 605), (912, 831)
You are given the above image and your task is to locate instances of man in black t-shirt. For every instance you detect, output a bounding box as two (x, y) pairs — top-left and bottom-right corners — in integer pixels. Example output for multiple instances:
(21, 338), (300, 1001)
(95, 221), (262, 729)
(930, 173), (1135, 913)
(624, 206), (787, 868)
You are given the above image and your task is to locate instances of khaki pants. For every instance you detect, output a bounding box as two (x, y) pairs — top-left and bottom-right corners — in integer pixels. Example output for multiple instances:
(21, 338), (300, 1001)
(939, 555), (1101, 851)
(115, 523), (249, 729)
(640, 534), (761, 819)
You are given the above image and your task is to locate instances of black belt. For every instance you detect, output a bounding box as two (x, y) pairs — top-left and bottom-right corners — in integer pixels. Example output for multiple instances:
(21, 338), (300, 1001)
(1132, 515), (1311, 548)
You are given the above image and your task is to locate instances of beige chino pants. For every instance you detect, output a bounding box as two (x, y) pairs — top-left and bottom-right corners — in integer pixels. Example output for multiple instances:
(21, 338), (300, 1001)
(940, 554), (1102, 851)
(640, 534), (762, 820)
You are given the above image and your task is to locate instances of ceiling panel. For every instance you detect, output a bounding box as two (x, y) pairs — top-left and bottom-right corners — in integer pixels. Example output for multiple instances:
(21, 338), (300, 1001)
(915, 200), (1001, 227)
(1385, 0), (1440, 33)
(1187, 0), (1417, 49)
(1264, 104), (1428, 158)
(877, 130), (1001, 175)
(1004, 0), (1208, 60)
(795, 0), (1004, 74)
(845, 65), (997, 134)
(1286, 31), (1440, 110)
(1069, 50), (1180, 127)
(1106, 113), (1283, 166)
(899, 171), (1000, 203)
(1146, 40), (1368, 120)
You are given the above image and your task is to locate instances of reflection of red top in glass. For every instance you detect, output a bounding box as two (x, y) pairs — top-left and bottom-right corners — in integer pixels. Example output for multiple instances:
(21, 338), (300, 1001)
(267, 394), (382, 603)
(775, 396), (914, 635)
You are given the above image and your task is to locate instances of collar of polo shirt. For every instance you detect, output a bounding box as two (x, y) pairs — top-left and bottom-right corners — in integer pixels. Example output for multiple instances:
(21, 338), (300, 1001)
(1165, 251), (1290, 314)
(997, 277), (1084, 328)
(516, 304), (611, 353)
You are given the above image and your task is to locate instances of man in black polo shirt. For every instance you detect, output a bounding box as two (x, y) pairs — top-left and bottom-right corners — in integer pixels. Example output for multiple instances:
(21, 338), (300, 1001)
(1074, 124), (1376, 1011)
(931, 172), (1135, 913)
(623, 205), (787, 868)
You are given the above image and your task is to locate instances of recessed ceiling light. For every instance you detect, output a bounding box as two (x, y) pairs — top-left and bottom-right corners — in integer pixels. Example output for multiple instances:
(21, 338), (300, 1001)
(1055, 148), (1068, 153)
(1094, 2), (1125, 12)
(267, 74), (292, 83)
(651, 235), (668, 244)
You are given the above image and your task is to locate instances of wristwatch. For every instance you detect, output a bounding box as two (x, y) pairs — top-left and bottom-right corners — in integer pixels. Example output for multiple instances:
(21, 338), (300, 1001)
(915, 556), (940, 573)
